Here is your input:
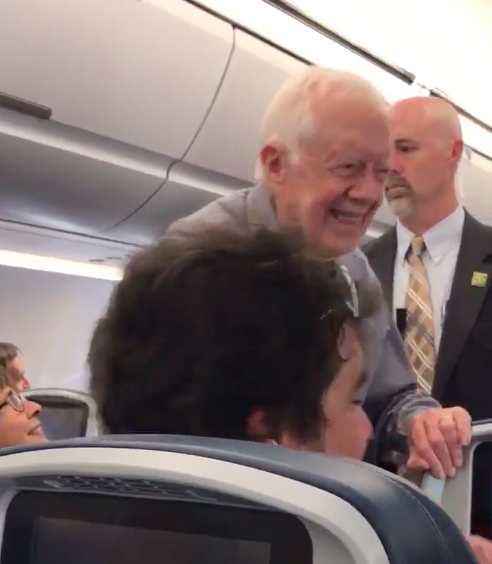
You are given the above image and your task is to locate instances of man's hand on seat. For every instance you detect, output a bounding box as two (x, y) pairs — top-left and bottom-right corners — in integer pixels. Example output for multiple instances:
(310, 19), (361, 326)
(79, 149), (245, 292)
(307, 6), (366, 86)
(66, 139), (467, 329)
(405, 407), (472, 479)
(467, 536), (492, 563)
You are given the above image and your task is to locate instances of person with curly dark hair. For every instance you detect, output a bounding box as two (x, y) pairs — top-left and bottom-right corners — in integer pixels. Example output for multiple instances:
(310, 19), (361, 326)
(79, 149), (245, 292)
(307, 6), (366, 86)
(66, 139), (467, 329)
(89, 227), (376, 458)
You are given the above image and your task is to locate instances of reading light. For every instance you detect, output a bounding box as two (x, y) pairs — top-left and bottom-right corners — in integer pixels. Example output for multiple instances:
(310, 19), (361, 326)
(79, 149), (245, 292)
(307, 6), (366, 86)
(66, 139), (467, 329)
(0, 249), (123, 281)
(184, 0), (411, 103)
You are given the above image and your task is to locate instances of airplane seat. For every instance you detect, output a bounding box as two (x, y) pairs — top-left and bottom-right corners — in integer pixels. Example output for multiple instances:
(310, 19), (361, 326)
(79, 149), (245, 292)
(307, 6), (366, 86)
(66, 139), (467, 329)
(421, 420), (492, 535)
(0, 436), (477, 564)
(22, 388), (99, 439)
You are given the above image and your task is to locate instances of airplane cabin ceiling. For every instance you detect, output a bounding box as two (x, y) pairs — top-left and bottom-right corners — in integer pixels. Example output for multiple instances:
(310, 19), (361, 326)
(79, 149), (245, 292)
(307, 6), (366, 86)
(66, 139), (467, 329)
(285, 0), (492, 128)
(104, 26), (308, 245)
(1, 0), (492, 259)
(0, 0), (234, 238)
(0, 0), (233, 157)
(0, 221), (138, 265)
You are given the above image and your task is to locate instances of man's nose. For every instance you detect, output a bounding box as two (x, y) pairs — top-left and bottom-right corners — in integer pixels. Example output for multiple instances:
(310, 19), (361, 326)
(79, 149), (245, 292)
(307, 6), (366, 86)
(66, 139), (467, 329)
(20, 377), (31, 391)
(388, 151), (403, 174)
(351, 170), (385, 202)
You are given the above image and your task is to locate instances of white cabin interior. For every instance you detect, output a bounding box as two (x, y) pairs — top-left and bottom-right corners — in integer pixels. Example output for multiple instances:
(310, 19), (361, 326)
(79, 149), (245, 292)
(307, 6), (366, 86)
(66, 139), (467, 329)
(1, 0), (491, 386)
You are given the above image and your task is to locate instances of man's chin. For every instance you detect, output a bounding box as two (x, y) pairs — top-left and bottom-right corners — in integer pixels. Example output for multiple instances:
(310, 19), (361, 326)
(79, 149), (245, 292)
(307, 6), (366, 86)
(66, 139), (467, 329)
(388, 198), (414, 218)
(320, 230), (360, 257)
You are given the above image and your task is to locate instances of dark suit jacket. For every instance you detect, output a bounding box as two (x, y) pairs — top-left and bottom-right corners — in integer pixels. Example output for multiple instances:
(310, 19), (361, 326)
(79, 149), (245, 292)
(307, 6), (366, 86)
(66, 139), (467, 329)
(362, 211), (492, 535)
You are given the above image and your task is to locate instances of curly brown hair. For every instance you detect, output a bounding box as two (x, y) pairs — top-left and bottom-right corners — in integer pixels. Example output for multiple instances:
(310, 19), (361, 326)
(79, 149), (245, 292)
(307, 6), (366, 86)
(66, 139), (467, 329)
(89, 227), (380, 442)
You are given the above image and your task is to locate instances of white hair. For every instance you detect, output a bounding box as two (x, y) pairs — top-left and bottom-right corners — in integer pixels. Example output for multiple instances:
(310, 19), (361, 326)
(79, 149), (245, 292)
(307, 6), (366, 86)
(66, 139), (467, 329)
(254, 67), (388, 182)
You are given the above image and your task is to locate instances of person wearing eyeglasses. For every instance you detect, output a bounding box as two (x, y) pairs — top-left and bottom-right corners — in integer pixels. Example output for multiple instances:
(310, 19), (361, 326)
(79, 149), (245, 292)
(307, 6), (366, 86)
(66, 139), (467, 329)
(0, 367), (46, 448)
(155, 67), (470, 481)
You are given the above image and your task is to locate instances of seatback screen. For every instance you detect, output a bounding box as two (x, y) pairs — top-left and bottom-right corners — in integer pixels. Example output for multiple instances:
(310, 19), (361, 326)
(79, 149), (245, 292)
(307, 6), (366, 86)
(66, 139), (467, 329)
(33, 519), (269, 564)
(1, 491), (312, 564)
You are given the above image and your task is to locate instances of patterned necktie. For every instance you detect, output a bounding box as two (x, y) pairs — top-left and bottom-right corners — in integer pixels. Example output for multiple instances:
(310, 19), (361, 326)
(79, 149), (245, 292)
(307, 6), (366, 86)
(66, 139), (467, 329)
(404, 236), (435, 394)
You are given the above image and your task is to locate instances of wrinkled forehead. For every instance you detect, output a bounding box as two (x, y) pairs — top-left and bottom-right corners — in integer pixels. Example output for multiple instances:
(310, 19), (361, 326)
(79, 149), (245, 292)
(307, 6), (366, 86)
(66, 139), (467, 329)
(309, 99), (390, 159)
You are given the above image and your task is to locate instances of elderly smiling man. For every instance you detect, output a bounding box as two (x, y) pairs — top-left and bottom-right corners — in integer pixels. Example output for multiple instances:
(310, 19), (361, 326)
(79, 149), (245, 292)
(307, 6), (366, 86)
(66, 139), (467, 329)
(164, 66), (472, 480)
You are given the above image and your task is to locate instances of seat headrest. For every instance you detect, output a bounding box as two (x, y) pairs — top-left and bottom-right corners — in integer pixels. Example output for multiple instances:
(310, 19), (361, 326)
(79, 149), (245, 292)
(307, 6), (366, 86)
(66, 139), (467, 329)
(0, 435), (477, 564)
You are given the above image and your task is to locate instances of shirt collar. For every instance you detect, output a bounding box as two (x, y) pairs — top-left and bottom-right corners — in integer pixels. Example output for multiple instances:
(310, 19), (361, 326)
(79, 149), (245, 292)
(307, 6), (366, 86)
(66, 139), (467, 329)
(396, 206), (465, 265)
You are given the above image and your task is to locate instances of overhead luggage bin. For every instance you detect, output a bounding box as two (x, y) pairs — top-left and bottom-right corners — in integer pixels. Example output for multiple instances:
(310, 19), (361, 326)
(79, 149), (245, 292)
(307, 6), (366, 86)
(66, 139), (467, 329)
(184, 30), (307, 183)
(0, 0), (233, 157)
(0, 109), (170, 234)
(105, 29), (307, 245)
(0, 0), (233, 236)
(103, 162), (244, 246)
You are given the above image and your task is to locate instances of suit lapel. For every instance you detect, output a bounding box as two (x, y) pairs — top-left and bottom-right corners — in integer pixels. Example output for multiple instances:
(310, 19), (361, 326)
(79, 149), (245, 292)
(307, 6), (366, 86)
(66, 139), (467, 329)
(365, 228), (397, 310)
(433, 213), (492, 399)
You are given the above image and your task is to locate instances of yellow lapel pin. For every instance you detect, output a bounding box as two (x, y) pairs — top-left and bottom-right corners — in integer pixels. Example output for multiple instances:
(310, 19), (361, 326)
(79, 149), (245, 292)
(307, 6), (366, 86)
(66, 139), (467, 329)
(471, 271), (488, 287)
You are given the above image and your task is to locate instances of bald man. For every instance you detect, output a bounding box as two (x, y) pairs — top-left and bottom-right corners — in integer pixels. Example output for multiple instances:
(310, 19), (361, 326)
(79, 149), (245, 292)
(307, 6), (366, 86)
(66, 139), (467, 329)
(363, 96), (492, 537)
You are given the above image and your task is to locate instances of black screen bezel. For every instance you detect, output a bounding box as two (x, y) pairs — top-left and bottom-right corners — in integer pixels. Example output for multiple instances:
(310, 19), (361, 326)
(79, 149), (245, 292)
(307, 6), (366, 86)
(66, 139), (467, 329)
(1, 491), (313, 564)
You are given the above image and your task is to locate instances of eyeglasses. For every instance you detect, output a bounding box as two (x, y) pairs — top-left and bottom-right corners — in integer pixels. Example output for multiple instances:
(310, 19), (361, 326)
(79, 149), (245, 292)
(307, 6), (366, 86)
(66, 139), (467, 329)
(321, 264), (359, 320)
(0, 391), (25, 413)
(260, 255), (359, 319)
(339, 265), (359, 317)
